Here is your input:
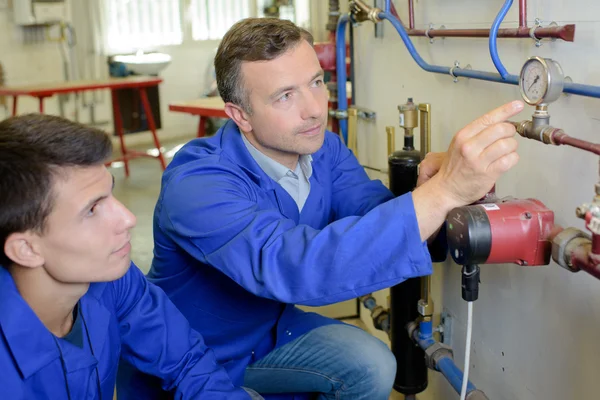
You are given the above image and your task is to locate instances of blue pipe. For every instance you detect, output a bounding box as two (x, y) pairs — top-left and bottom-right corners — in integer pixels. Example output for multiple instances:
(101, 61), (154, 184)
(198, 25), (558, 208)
(489, 0), (513, 79)
(377, 11), (600, 99)
(384, 0), (391, 13)
(564, 82), (600, 97)
(415, 320), (479, 397)
(438, 357), (477, 394)
(336, 13), (350, 144)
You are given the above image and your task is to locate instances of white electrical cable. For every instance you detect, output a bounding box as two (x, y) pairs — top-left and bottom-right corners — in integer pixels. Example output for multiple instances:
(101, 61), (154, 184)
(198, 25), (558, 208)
(460, 301), (474, 400)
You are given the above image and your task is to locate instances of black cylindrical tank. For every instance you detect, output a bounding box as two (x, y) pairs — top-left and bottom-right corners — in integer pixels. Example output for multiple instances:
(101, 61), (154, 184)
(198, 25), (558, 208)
(388, 136), (428, 395)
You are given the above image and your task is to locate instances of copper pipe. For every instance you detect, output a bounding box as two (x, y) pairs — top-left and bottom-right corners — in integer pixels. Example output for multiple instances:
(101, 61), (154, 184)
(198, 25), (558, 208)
(519, 0), (527, 28)
(408, 0), (414, 30)
(407, 25), (575, 41)
(391, 0), (573, 42)
(552, 132), (600, 156)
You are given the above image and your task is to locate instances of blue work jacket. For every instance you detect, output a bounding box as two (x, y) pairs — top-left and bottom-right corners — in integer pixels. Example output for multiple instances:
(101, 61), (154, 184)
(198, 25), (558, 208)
(0, 263), (249, 399)
(122, 121), (433, 399)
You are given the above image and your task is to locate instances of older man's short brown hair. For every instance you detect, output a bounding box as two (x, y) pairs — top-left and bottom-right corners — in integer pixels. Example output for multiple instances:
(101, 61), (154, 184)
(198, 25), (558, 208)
(215, 18), (314, 113)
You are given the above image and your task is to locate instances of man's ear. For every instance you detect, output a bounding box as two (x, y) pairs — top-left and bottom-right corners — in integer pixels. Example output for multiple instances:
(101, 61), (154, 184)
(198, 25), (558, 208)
(224, 102), (253, 133)
(4, 232), (45, 269)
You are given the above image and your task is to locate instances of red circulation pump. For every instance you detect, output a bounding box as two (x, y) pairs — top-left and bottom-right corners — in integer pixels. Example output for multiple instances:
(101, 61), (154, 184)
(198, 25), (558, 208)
(447, 198), (555, 267)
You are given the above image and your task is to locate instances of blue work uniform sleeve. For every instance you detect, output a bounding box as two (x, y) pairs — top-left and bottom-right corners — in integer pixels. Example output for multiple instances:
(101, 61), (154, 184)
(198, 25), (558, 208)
(161, 142), (432, 306)
(113, 264), (250, 399)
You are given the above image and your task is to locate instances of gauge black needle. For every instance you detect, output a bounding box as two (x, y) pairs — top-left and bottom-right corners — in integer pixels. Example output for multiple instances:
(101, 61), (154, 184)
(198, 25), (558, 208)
(528, 75), (540, 91)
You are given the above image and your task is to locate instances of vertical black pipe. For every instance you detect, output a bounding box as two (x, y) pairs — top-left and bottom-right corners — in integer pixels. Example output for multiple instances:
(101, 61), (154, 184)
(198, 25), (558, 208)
(388, 136), (428, 395)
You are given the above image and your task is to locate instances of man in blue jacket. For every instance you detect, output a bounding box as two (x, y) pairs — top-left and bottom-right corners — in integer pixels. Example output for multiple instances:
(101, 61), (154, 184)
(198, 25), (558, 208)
(0, 114), (261, 399)
(122, 18), (524, 399)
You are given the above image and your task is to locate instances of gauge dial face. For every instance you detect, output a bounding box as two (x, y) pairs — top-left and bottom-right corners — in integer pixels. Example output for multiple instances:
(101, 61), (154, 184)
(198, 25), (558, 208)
(520, 59), (549, 105)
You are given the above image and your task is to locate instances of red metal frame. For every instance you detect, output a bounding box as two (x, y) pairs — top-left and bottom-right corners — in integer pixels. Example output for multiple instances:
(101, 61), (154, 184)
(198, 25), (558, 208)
(169, 100), (228, 139)
(0, 77), (167, 177)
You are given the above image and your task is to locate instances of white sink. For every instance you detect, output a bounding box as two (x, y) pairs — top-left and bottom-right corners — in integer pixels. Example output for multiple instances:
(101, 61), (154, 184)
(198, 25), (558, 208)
(113, 51), (172, 76)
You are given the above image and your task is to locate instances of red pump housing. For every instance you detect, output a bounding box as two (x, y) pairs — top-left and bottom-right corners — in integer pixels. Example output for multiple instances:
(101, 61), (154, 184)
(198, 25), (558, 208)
(447, 198), (555, 266)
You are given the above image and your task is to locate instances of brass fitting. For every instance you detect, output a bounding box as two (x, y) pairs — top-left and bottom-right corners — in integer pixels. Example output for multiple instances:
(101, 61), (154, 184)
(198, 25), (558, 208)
(513, 119), (562, 145)
(418, 275), (434, 317)
(511, 104), (564, 146)
(398, 98), (418, 137)
(349, 0), (382, 23)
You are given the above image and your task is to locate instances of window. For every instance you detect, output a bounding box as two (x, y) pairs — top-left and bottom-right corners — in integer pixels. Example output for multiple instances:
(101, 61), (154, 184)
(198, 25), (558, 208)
(191, 0), (251, 41)
(106, 0), (183, 52)
(105, 0), (311, 52)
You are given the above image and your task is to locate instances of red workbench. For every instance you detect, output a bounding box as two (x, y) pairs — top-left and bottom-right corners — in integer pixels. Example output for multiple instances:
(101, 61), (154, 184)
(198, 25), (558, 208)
(169, 97), (227, 138)
(0, 76), (166, 177)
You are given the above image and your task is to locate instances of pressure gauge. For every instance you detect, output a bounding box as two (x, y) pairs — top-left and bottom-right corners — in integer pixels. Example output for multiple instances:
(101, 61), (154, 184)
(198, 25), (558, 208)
(519, 56), (564, 105)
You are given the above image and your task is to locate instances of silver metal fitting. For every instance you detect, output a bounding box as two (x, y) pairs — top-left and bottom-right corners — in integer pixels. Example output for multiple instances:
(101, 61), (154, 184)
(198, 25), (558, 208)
(532, 105), (550, 129)
(530, 18), (543, 47)
(355, 107), (377, 120)
(424, 342), (454, 370)
(449, 61), (460, 83)
(329, 109), (348, 119)
(425, 23), (435, 43)
(406, 320), (419, 342)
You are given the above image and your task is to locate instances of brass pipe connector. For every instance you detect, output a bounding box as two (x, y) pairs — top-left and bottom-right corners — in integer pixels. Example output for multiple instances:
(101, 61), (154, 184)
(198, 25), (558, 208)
(398, 98), (418, 137)
(512, 119), (565, 145)
(349, 0), (382, 23)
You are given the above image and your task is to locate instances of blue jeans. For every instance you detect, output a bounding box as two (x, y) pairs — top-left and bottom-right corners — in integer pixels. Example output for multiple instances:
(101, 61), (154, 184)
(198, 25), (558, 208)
(243, 324), (396, 400)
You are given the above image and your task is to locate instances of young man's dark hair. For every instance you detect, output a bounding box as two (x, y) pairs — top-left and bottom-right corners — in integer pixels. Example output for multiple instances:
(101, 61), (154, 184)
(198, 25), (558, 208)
(0, 114), (257, 399)
(0, 113), (111, 266)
